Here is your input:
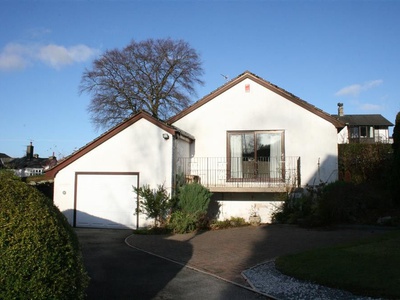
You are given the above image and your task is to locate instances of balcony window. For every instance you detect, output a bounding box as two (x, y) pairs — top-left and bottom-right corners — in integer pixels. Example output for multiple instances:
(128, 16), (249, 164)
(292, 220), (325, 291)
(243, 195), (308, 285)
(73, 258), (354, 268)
(227, 131), (284, 180)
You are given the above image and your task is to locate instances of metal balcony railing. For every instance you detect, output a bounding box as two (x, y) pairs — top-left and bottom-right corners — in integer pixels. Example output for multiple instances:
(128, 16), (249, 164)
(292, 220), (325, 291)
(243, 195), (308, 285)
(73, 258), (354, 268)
(176, 156), (300, 192)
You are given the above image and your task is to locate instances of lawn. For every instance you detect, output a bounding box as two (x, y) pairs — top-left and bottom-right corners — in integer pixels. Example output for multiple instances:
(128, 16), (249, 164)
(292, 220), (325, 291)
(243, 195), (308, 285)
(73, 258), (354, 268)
(275, 230), (400, 299)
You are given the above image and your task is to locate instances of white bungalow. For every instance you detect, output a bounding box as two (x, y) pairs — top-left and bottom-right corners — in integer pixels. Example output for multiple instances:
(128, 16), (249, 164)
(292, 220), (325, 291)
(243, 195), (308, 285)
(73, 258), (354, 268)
(46, 71), (344, 229)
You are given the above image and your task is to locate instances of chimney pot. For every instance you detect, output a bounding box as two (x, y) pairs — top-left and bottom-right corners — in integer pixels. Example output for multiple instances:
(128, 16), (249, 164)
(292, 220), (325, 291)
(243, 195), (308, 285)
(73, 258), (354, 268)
(26, 143), (34, 160)
(337, 103), (344, 116)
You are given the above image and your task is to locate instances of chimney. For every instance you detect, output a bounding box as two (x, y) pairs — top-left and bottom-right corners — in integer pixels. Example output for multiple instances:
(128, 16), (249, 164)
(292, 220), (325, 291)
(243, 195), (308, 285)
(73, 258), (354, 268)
(337, 103), (344, 116)
(26, 142), (34, 160)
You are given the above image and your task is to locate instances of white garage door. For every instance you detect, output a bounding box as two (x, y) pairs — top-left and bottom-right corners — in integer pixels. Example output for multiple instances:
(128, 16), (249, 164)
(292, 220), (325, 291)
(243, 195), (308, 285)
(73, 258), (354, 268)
(75, 172), (138, 229)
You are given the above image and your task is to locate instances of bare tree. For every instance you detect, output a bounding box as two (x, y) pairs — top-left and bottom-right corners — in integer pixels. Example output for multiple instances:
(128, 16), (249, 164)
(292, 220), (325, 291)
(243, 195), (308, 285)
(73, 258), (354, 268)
(80, 38), (204, 130)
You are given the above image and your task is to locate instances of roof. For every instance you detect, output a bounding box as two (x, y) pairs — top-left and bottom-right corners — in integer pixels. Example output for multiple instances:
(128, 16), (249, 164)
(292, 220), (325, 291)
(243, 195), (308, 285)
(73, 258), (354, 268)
(45, 111), (193, 179)
(168, 71), (345, 129)
(5, 156), (57, 170)
(0, 153), (11, 159)
(332, 114), (394, 126)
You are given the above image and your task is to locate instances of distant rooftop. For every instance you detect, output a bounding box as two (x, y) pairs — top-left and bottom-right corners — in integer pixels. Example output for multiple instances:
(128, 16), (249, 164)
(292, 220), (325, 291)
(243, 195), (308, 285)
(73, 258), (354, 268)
(0, 153), (11, 159)
(332, 114), (393, 126)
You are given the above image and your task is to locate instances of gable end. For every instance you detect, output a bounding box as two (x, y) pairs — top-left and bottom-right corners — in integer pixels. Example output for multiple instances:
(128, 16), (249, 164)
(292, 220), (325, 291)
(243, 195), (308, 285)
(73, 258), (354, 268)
(45, 111), (184, 179)
(168, 71), (344, 129)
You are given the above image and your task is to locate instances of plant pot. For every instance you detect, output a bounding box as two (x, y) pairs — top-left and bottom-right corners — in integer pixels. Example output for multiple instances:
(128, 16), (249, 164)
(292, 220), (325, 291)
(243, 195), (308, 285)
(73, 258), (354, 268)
(249, 215), (261, 226)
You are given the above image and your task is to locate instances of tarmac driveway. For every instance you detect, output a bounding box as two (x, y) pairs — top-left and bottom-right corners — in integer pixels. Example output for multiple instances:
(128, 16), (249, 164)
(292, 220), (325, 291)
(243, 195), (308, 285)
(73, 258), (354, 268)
(76, 225), (386, 299)
(76, 228), (266, 300)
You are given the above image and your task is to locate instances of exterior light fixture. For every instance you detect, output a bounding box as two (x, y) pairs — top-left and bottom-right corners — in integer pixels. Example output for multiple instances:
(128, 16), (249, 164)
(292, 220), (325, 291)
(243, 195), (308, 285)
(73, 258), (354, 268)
(162, 133), (169, 140)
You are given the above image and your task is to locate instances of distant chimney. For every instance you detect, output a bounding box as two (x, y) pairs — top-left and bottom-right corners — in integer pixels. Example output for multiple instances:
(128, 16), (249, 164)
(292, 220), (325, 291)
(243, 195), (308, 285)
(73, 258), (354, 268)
(26, 142), (34, 160)
(337, 103), (344, 116)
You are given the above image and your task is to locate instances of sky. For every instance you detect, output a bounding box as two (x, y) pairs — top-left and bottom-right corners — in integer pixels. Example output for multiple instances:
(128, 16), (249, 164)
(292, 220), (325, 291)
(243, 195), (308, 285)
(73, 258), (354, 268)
(1, 0), (399, 159)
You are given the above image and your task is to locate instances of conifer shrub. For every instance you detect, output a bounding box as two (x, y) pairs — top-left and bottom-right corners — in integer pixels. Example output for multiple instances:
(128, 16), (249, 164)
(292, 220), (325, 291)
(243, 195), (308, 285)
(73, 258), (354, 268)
(178, 182), (212, 215)
(169, 183), (212, 233)
(0, 171), (89, 299)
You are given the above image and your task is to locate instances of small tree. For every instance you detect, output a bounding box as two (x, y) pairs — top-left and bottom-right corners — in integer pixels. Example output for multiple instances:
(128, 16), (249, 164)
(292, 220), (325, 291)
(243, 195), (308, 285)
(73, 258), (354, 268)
(134, 184), (171, 227)
(80, 38), (204, 130)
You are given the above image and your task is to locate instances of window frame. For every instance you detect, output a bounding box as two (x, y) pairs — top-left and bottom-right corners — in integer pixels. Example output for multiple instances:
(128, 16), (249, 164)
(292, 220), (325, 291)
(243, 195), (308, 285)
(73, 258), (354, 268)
(226, 130), (285, 182)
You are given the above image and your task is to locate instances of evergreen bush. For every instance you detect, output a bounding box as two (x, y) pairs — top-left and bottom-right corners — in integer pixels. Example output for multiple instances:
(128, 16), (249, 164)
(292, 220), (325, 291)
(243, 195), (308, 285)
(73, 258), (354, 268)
(178, 182), (212, 215)
(0, 171), (89, 299)
(338, 143), (392, 184)
(317, 181), (367, 225)
(169, 183), (212, 233)
(392, 112), (400, 206)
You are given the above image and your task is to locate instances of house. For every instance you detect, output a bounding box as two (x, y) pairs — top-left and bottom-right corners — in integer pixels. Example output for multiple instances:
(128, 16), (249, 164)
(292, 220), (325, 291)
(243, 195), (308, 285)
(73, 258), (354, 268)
(46, 71), (345, 229)
(333, 103), (393, 144)
(5, 143), (57, 177)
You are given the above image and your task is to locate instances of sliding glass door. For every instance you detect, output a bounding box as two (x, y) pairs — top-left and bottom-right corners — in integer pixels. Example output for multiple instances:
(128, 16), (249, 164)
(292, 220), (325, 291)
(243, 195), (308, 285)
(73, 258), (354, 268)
(228, 131), (284, 180)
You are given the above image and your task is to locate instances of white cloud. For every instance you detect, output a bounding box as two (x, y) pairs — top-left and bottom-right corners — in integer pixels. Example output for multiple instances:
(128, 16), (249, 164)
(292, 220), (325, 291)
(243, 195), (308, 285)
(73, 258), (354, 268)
(0, 43), (30, 70)
(335, 79), (383, 97)
(364, 79), (383, 89)
(0, 42), (98, 71)
(335, 84), (362, 97)
(37, 44), (97, 69)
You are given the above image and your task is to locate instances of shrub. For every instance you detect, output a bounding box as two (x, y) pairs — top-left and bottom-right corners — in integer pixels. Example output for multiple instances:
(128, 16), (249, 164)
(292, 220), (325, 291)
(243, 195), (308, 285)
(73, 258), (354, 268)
(273, 180), (393, 227)
(272, 193), (317, 225)
(392, 112), (400, 206)
(178, 182), (212, 215)
(168, 210), (198, 234)
(317, 181), (366, 225)
(210, 217), (247, 230)
(0, 171), (89, 299)
(134, 184), (171, 227)
(338, 143), (392, 184)
(168, 183), (212, 233)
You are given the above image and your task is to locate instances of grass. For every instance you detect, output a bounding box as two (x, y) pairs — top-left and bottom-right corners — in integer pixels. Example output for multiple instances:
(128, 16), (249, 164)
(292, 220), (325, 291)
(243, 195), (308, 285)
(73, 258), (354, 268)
(275, 230), (400, 299)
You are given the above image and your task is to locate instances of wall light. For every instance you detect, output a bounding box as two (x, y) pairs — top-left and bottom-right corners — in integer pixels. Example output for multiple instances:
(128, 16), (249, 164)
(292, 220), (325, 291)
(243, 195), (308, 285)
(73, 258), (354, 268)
(162, 133), (169, 140)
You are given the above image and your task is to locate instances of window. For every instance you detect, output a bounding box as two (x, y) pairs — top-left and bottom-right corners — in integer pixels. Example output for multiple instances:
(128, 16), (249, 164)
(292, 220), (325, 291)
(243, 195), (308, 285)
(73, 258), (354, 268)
(350, 126), (359, 138)
(350, 126), (374, 139)
(227, 131), (284, 180)
(360, 126), (373, 138)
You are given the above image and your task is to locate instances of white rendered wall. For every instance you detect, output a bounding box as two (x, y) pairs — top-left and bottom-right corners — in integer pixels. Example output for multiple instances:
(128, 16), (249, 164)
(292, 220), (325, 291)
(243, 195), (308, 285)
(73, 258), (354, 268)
(375, 128), (390, 142)
(173, 78), (339, 186)
(338, 127), (349, 144)
(53, 118), (174, 227)
(211, 192), (284, 223)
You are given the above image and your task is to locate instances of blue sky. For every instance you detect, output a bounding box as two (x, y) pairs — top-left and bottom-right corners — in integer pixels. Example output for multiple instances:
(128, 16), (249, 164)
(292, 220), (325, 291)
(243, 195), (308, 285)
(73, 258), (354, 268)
(1, 0), (399, 158)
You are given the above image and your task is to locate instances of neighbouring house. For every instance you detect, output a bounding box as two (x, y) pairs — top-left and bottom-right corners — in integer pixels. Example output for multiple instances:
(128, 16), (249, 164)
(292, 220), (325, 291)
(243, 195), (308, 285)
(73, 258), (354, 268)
(333, 103), (393, 144)
(46, 71), (345, 229)
(5, 143), (57, 177)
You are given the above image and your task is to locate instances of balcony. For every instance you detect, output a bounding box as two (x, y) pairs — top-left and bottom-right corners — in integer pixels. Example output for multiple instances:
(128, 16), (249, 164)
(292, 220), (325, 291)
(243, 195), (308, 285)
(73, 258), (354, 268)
(176, 156), (301, 193)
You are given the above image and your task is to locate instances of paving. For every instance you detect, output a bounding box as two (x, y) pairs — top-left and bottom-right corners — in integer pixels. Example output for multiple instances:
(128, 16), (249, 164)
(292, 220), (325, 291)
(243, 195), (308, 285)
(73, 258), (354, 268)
(77, 228), (266, 300)
(77, 225), (388, 299)
(125, 224), (388, 286)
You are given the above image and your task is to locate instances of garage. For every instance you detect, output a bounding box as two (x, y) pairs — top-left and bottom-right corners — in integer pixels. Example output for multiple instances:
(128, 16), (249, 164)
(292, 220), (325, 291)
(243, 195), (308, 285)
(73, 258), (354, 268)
(74, 172), (139, 229)
(47, 112), (180, 229)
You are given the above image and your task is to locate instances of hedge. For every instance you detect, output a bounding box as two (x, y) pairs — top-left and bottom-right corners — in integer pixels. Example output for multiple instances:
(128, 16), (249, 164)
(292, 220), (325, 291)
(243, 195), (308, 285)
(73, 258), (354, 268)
(0, 171), (89, 299)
